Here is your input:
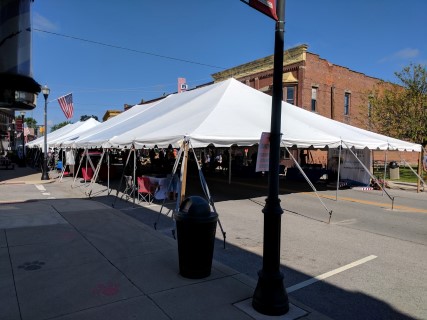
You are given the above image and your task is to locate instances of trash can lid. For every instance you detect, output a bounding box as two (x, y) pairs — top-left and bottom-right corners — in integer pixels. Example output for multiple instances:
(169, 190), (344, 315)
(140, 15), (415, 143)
(389, 161), (399, 168)
(180, 196), (211, 216)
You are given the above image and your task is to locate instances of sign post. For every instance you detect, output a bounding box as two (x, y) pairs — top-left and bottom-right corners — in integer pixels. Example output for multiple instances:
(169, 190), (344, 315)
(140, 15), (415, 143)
(249, 0), (290, 316)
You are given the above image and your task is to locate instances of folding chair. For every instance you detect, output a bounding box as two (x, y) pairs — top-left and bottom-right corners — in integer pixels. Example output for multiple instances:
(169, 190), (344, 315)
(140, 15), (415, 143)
(121, 175), (136, 201)
(137, 176), (157, 205)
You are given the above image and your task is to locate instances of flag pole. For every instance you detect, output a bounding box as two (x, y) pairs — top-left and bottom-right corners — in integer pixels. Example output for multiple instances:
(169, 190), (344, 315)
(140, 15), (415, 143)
(252, 0), (289, 316)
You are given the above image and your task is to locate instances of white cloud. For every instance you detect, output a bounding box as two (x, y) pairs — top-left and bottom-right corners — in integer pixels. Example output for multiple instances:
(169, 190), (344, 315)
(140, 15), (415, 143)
(395, 48), (420, 59)
(33, 12), (59, 32)
(380, 48), (420, 63)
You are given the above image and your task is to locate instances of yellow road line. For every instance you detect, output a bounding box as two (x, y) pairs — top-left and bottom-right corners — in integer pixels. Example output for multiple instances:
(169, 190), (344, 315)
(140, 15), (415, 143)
(298, 192), (427, 214)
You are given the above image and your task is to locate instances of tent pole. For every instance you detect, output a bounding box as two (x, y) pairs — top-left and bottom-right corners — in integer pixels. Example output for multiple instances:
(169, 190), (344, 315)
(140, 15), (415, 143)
(383, 148), (388, 196)
(189, 144), (227, 248)
(86, 149), (106, 197)
(336, 142), (342, 201)
(133, 147), (136, 206)
(285, 146), (333, 221)
(400, 157), (426, 189)
(179, 140), (189, 205)
(344, 142), (395, 209)
(155, 146), (184, 229)
(417, 151), (422, 193)
(84, 149), (88, 183)
(228, 147), (232, 184)
(107, 149), (111, 194)
(72, 148), (86, 188)
(112, 147), (133, 207)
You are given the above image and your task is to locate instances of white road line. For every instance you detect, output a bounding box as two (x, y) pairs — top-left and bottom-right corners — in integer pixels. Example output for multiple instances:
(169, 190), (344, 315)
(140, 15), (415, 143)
(35, 185), (46, 191)
(42, 193), (51, 196)
(286, 255), (377, 293)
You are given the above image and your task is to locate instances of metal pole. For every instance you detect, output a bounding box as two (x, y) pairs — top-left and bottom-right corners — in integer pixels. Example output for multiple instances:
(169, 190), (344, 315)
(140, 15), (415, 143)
(20, 113), (26, 167)
(252, 0), (289, 316)
(41, 91), (49, 180)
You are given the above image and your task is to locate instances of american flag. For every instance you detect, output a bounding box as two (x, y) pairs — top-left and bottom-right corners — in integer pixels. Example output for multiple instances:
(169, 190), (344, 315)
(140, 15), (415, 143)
(57, 93), (74, 119)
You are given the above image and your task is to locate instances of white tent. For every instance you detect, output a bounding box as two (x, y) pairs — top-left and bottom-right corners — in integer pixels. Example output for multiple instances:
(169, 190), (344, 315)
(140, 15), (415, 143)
(60, 99), (167, 149)
(49, 118), (101, 148)
(101, 78), (421, 152)
(26, 123), (72, 149)
(26, 118), (100, 150)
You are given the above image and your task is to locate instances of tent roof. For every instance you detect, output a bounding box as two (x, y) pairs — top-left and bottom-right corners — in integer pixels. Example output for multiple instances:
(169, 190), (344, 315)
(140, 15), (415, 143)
(26, 119), (100, 149)
(55, 78), (421, 152)
(60, 99), (167, 148)
(49, 118), (101, 148)
(106, 78), (420, 152)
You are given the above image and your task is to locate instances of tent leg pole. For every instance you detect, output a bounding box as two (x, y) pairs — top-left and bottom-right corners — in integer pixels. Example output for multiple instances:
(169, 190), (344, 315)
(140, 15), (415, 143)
(112, 148), (133, 207)
(133, 148), (136, 206)
(228, 147), (232, 184)
(383, 149), (388, 196)
(107, 149), (111, 194)
(179, 141), (189, 205)
(417, 151), (422, 193)
(336, 143), (342, 201)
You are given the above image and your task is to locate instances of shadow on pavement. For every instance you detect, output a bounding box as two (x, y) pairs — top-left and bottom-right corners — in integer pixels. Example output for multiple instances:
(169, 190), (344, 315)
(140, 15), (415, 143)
(92, 193), (415, 320)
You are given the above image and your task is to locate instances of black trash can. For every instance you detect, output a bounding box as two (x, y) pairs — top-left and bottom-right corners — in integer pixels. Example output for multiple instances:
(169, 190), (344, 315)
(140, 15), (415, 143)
(174, 196), (218, 279)
(389, 161), (399, 169)
(389, 161), (400, 179)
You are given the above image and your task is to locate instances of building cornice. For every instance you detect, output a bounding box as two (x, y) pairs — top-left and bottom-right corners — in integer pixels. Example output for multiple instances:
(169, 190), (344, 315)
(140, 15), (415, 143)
(212, 44), (307, 82)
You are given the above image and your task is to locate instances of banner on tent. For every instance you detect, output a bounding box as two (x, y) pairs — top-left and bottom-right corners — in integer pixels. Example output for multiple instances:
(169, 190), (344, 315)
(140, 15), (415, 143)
(65, 149), (75, 165)
(328, 148), (371, 186)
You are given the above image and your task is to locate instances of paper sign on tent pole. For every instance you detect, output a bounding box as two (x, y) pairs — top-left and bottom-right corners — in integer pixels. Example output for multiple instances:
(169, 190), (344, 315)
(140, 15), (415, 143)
(256, 132), (270, 172)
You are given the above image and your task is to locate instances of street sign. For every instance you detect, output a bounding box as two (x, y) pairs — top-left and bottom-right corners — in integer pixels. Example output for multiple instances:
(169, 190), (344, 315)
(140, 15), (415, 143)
(241, 0), (278, 21)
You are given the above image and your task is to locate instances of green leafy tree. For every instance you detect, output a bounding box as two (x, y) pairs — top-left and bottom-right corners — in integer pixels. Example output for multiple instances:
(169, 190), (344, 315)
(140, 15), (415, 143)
(80, 115), (99, 121)
(24, 117), (37, 128)
(369, 63), (427, 145)
(51, 121), (72, 132)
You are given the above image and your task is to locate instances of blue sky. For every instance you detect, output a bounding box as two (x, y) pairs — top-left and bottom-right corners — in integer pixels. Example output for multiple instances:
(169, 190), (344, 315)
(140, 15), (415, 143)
(29, 0), (427, 129)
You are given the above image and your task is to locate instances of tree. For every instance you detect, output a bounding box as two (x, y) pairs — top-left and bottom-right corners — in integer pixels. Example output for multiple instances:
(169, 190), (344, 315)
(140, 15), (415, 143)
(80, 115), (99, 121)
(24, 117), (37, 128)
(369, 63), (427, 145)
(51, 121), (72, 132)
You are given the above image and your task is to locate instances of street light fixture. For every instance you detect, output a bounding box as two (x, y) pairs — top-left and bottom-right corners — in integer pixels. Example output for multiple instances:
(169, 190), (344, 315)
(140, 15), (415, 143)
(41, 85), (50, 180)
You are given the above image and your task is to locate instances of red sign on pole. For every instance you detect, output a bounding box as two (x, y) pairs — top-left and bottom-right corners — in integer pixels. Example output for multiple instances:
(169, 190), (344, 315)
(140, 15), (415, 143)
(241, 0), (278, 21)
(15, 118), (23, 132)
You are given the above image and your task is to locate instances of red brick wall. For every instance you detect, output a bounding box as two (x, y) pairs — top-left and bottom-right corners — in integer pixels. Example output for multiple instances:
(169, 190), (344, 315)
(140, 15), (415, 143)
(231, 50), (421, 166)
(302, 53), (381, 128)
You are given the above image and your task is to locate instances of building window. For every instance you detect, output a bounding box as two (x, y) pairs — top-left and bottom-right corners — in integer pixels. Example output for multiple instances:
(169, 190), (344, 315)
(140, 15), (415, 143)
(280, 149), (290, 159)
(285, 86), (295, 105)
(311, 87), (317, 112)
(344, 92), (350, 115)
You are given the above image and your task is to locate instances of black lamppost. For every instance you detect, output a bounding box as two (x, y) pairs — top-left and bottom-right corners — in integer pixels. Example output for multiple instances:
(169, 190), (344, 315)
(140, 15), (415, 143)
(19, 111), (26, 167)
(7, 119), (17, 152)
(41, 85), (50, 180)
(252, 0), (289, 316)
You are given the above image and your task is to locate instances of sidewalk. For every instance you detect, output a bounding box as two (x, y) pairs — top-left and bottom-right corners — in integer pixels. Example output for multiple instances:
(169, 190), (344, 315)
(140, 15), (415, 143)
(0, 165), (55, 185)
(0, 165), (327, 320)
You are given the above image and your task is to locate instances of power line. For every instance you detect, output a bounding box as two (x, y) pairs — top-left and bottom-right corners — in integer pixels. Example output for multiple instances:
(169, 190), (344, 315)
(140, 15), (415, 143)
(33, 28), (226, 70)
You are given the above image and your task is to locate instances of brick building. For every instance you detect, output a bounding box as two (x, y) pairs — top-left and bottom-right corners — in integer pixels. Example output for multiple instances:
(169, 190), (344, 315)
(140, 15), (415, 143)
(212, 44), (418, 166)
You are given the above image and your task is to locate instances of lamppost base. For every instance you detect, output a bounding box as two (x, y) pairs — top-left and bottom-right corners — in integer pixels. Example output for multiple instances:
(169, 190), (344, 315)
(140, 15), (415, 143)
(252, 270), (289, 316)
(41, 172), (49, 180)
